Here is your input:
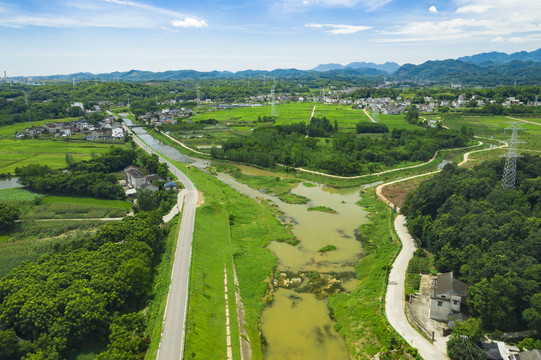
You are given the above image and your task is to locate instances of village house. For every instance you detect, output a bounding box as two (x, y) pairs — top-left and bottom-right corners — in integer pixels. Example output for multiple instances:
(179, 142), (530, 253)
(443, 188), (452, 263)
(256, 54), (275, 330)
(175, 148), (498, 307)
(111, 126), (124, 139)
(429, 272), (468, 322)
(123, 166), (164, 194)
(124, 165), (146, 189)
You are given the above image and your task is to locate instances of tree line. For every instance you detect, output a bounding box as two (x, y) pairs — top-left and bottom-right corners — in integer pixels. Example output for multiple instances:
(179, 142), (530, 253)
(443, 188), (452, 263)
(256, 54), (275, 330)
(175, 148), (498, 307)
(212, 120), (471, 176)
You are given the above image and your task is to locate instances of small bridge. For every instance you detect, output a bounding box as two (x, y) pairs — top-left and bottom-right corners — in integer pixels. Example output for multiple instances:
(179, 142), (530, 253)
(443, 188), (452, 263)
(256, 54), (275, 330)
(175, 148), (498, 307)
(126, 124), (153, 128)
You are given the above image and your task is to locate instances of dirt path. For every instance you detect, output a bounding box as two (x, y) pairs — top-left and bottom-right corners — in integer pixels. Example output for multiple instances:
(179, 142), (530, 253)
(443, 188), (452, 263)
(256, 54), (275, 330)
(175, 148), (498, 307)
(507, 116), (541, 126)
(310, 105), (316, 122)
(363, 107), (376, 123)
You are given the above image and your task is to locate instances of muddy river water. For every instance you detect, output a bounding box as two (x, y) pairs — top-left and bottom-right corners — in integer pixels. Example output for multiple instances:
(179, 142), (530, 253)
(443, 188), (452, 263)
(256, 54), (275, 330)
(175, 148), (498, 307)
(126, 121), (366, 359)
(218, 166), (367, 360)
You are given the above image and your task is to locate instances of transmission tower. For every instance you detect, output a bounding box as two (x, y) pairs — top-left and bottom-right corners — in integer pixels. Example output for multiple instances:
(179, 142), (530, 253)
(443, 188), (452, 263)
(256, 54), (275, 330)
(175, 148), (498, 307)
(501, 122), (523, 189)
(196, 84), (201, 108)
(371, 105), (379, 123)
(271, 80), (277, 116)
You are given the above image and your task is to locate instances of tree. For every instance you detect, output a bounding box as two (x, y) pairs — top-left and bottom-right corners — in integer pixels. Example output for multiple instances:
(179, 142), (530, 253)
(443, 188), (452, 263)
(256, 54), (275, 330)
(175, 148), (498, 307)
(405, 105), (419, 124)
(523, 292), (541, 333)
(447, 335), (485, 360)
(0, 203), (19, 232)
(136, 189), (157, 212)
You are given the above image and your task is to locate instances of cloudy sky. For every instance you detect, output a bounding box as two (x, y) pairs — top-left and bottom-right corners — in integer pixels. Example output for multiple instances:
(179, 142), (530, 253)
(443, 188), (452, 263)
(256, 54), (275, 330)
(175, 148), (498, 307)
(1, 0), (540, 76)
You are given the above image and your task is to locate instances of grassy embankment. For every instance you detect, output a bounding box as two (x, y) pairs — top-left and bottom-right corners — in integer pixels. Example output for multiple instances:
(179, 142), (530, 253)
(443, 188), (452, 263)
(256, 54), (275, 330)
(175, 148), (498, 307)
(328, 189), (412, 359)
(131, 141), (296, 359)
(0, 118), (127, 175)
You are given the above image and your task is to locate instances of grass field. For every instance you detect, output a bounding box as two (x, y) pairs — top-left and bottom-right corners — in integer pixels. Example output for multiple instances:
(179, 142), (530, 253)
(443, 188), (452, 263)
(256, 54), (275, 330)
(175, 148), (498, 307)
(22, 195), (131, 219)
(0, 118), (127, 175)
(0, 220), (105, 278)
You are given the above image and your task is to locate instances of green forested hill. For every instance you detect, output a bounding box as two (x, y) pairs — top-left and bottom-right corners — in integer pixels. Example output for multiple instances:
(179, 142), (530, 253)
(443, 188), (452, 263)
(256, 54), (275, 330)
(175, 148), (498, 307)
(402, 155), (541, 331)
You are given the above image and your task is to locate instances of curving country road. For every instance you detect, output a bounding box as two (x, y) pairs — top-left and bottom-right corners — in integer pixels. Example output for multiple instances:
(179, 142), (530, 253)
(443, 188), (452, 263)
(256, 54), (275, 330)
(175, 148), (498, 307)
(119, 114), (198, 360)
(376, 137), (508, 360)
(386, 215), (449, 359)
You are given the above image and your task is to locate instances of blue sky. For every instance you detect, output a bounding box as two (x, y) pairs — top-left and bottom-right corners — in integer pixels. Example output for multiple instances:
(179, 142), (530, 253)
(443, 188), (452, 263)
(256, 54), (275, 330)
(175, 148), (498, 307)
(1, 0), (541, 76)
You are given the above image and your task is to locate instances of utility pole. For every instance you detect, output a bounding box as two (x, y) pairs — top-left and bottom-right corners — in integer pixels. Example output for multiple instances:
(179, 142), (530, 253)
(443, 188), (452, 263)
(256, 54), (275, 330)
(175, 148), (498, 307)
(196, 84), (201, 108)
(23, 91), (31, 123)
(271, 79), (276, 116)
(501, 122), (523, 189)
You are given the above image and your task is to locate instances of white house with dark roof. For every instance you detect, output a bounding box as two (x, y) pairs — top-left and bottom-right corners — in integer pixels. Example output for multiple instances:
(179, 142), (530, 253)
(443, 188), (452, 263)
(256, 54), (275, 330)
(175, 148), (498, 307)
(124, 165), (146, 189)
(429, 272), (468, 322)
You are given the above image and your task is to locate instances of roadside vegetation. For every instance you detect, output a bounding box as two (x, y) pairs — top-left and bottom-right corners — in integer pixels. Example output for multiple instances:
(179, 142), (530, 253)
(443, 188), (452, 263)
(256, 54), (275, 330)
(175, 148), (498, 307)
(328, 189), (412, 359)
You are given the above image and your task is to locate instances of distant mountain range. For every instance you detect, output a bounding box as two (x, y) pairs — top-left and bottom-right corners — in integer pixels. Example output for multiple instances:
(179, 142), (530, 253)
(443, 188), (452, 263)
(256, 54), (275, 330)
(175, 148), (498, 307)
(11, 48), (541, 84)
(393, 59), (541, 84)
(457, 48), (541, 64)
(311, 62), (400, 74)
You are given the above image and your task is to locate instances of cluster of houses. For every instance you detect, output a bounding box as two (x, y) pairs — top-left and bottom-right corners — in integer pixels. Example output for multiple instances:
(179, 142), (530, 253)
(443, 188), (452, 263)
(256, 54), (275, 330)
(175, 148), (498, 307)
(123, 165), (177, 196)
(138, 107), (194, 126)
(15, 116), (125, 141)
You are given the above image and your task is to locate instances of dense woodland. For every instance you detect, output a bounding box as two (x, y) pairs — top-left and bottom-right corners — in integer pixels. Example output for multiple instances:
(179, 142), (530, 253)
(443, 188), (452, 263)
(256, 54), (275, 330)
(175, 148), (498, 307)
(0, 212), (164, 359)
(211, 119), (472, 176)
(402, 156), (541, 332)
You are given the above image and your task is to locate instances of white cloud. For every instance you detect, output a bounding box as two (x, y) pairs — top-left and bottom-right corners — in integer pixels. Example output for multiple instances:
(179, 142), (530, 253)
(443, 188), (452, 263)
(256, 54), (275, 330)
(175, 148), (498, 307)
(0, 0), (207, 29)
(428, 6), (437, 14)
(305, 23), (370, 34)
(509, 36), (525, 43)
(456, 5), (491, 14)
(102, 0), (185, 18)
(283, 0), (391, 11)
(376, 0), (541, 43)
(172, 17), (208, 28)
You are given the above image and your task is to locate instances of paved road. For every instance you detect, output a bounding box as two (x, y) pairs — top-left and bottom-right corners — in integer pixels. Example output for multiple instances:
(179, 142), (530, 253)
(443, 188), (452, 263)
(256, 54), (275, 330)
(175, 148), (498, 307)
(385, 215), (449, 360)
(120, 115), (198, 360)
